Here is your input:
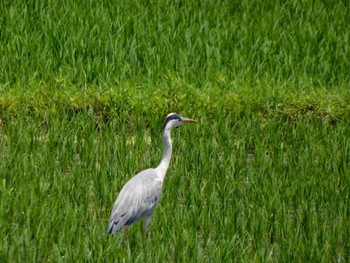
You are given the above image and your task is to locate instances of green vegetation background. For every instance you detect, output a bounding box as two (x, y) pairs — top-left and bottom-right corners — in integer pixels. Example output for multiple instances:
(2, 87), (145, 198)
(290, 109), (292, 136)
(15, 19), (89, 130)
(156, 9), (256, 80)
(0, 0), (349, 262)
(0, 0), (349, 119)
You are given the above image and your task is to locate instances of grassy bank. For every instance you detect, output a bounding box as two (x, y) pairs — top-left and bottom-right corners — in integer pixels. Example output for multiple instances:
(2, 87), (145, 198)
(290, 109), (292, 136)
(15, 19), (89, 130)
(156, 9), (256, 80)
(1, 82), (349, 126)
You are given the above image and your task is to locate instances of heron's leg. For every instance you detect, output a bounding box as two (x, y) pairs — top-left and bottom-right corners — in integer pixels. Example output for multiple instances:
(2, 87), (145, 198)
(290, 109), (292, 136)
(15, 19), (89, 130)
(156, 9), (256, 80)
(143, 215), (153, 240)
(121, 226), (129, 246)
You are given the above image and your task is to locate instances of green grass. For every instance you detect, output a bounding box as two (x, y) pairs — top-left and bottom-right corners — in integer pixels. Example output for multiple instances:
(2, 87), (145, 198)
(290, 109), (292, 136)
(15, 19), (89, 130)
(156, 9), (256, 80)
(1, 0), (349, 121)
(1, 0), (349, 89)
(0, 111), (349, 262)
(0, 0), (350, 262)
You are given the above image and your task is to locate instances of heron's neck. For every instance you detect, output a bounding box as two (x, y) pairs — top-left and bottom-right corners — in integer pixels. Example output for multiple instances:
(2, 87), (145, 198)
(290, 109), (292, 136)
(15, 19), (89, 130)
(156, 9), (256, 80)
(156, 129), (172, 181)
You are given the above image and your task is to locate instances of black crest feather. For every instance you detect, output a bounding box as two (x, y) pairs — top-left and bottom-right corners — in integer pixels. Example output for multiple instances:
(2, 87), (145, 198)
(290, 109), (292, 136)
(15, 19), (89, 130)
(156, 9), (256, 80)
(162, 113), (181, 131)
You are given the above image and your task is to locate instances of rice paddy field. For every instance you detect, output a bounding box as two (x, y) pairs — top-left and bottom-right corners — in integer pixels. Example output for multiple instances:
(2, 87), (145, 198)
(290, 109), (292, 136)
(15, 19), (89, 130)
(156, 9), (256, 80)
(0, 0), (349, 262)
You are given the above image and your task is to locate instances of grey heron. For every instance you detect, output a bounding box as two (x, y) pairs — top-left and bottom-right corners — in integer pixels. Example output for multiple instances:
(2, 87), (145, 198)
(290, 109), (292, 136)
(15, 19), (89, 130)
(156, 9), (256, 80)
(107, 113), (196, 239)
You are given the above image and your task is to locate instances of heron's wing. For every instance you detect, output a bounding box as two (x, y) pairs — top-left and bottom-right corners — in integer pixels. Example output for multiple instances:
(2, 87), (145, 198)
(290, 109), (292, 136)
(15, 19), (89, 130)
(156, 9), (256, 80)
(107, 169), (162, 234)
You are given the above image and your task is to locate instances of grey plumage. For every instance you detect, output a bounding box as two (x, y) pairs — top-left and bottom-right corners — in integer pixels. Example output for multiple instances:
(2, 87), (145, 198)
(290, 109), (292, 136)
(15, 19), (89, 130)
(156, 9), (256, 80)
(108, 169), (162, 234)
(107, 113), (196, 238)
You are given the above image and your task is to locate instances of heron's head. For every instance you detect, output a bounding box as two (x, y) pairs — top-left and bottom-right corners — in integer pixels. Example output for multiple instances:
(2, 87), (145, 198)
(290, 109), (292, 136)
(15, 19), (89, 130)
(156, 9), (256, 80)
(162, 113), (196, 131)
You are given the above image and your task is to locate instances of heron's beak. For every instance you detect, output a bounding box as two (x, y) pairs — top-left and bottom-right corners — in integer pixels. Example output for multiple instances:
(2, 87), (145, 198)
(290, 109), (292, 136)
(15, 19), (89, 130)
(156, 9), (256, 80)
(181, 117), (197, 124)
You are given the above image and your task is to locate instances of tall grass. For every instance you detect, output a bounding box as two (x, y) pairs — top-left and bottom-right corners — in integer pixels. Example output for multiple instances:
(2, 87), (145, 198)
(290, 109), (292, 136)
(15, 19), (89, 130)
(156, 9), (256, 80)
(0, 0), (349, 261)
(0, 0), (349, 89)
(0, 111), (349, 261)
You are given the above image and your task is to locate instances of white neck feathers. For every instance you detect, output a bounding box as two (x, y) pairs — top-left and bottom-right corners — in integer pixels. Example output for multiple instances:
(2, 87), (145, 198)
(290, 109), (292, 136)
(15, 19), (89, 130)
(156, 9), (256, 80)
(156, 128), (172, 181)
